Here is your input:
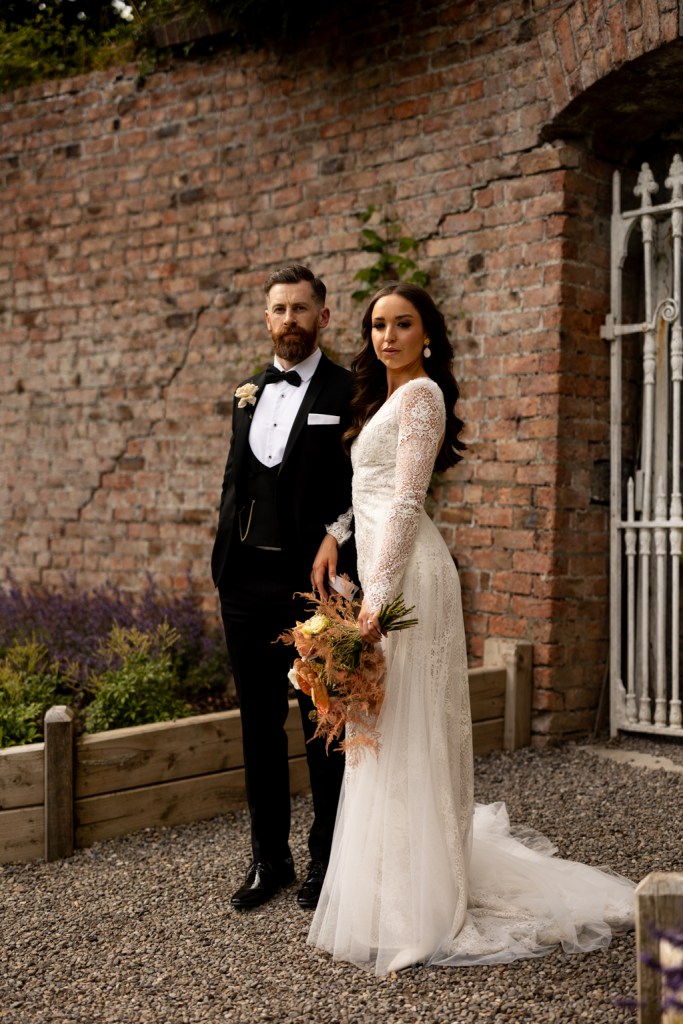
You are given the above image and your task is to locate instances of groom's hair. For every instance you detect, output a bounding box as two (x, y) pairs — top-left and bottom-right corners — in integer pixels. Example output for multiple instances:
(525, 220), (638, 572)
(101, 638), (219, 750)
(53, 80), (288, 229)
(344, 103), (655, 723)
(263, 264), (326, 306)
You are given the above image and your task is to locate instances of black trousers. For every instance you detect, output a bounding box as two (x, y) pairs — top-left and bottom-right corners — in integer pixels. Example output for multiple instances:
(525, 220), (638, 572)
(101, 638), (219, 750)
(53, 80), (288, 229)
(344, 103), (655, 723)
(219, 544), (344, 868)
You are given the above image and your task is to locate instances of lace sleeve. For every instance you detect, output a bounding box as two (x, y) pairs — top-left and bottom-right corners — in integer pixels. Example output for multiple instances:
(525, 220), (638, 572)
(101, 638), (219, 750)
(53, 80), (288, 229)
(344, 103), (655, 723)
(363, 380), (445, 611)
(326, 506), (353, 546)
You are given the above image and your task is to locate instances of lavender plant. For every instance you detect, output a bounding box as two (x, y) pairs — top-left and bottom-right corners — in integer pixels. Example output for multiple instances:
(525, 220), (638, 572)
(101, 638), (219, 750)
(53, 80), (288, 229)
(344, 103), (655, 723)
(0, 573), (234, 744)
(642, 928), (683, 1017)
(617, 926), (683, 1016)
(0, 572), (232, 711)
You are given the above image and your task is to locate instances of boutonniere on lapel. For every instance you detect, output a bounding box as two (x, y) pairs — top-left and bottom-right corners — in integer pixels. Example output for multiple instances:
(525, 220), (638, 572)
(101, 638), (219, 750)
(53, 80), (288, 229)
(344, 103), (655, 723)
(235, 383), (259, 408)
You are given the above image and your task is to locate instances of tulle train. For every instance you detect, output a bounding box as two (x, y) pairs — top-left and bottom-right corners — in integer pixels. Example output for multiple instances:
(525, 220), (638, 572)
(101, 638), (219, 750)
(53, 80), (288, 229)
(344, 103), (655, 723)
(309, 801), (634, 975)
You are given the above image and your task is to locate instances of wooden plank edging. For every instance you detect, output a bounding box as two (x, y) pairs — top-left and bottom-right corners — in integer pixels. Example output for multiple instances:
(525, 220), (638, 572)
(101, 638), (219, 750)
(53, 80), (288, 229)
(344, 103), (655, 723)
(75, 706), (306, 797)
(0, 806), (44, 865)
(75, 755), (311, 849)
(0, 741), (44, 809)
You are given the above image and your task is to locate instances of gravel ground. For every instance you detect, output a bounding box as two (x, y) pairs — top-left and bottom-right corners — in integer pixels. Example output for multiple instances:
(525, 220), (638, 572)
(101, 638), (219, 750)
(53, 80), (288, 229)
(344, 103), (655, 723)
(1, 735), (681, 1024)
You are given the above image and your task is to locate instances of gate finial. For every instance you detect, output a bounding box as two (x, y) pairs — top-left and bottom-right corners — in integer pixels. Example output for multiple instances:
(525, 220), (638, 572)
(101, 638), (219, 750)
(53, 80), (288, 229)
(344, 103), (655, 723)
(634, 163), (658, 209)
(665, 154), (683, 201)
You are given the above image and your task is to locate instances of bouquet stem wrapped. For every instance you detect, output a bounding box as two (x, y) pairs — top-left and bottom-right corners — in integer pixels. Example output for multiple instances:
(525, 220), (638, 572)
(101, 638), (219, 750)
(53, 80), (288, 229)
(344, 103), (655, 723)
(279, 585), (417, 755)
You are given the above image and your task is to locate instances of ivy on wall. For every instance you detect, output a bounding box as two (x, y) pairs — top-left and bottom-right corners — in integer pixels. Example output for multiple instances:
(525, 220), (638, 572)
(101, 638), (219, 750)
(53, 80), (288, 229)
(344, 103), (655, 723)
(352, 206), (431, 304)
(0, 0), (329, 91)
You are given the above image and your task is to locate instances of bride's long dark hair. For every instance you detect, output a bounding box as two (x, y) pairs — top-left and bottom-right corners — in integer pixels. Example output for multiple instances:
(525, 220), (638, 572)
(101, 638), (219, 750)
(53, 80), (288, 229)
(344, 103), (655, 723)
(342, 282), (466, 472)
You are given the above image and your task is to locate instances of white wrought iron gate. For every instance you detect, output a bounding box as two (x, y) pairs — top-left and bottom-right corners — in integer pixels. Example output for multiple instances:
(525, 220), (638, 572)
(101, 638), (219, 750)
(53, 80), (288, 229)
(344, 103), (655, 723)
(604, 158), (683, 737)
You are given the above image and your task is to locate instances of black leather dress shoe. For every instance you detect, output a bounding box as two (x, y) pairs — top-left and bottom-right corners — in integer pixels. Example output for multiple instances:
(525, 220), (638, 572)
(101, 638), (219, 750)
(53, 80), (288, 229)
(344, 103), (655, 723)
(297, 860), (327, 909)
(231, 858), (295, 910)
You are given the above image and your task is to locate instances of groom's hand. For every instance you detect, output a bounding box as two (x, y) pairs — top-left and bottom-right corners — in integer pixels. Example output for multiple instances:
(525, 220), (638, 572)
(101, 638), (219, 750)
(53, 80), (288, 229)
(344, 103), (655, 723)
(311, 534), (338, 599)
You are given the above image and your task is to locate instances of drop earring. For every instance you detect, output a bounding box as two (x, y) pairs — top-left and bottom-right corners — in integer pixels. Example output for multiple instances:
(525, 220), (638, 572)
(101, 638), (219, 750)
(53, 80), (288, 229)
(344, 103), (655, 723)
(423, 337), (431, 359)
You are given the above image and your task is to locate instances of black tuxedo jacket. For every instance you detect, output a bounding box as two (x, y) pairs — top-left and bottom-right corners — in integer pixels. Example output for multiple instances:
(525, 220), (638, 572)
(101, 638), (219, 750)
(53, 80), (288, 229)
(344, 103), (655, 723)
(211, 352), (354, 587)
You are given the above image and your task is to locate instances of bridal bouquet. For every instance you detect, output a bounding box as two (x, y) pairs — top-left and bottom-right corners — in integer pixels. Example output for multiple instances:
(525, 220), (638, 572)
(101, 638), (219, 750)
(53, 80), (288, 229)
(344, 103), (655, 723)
(279, 582), (417, 755)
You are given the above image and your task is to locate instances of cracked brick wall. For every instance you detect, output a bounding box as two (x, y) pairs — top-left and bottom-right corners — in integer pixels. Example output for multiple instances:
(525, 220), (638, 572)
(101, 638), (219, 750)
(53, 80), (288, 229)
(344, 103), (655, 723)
(0, 0), (679, 743)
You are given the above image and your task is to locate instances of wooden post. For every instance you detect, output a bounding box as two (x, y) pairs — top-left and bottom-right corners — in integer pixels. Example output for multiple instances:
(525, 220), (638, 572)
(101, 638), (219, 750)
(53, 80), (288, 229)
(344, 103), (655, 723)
(483, 639), (532, 751)
(44, 705), (74, 862)
(636, 872), (683, 1024)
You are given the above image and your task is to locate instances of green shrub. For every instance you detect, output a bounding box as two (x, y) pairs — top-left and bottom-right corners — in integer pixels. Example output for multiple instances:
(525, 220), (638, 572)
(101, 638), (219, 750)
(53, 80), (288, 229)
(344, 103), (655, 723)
(0, 0), (332, 93)
(0, 7), (136, 92)
(0, 641), (62, 747)
(83, 622), (191, 733)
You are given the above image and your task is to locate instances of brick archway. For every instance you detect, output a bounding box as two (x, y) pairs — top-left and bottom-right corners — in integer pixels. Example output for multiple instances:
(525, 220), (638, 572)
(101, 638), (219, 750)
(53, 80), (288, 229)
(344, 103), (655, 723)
(523, 9), (683, 741)
(538, 0), (680, 122)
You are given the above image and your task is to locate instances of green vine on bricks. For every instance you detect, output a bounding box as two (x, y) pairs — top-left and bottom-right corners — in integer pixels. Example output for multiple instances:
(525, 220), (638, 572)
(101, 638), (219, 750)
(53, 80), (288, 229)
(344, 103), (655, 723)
(352, 205), (430, 304)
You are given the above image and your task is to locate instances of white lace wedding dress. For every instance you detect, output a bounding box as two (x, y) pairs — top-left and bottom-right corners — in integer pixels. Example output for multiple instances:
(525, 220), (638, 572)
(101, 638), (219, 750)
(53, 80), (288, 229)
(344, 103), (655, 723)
(308, 378), (634, 976)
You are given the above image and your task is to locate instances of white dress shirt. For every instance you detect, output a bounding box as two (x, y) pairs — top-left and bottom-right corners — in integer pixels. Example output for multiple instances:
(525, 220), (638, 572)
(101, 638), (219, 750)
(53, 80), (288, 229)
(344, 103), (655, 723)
(248, 347), (322, 467)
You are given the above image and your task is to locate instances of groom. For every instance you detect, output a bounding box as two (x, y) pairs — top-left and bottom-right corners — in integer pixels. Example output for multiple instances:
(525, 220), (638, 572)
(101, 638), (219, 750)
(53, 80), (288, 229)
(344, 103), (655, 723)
(211, 264), (353, 911)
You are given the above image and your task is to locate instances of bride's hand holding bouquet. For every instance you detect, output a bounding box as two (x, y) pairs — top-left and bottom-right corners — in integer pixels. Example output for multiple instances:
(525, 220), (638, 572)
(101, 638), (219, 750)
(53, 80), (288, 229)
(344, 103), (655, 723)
(357, 600), (385, 645)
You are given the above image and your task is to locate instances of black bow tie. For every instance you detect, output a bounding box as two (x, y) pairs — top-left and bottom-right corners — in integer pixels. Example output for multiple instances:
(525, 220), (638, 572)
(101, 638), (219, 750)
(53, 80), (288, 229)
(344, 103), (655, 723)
(264, 365), (302, 387)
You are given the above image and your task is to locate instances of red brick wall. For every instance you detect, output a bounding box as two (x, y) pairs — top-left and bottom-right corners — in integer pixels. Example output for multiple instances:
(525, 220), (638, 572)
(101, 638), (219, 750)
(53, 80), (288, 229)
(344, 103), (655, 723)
(0, 0), (678, 742)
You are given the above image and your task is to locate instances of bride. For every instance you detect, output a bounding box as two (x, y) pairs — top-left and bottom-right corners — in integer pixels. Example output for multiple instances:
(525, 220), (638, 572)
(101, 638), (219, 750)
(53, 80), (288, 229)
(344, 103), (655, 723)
(307, 282), (634, 976)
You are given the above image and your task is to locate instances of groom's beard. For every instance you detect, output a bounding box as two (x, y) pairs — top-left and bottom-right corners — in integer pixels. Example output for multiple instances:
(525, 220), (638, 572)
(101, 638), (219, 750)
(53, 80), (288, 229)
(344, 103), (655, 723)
(271, 325), (318, 364)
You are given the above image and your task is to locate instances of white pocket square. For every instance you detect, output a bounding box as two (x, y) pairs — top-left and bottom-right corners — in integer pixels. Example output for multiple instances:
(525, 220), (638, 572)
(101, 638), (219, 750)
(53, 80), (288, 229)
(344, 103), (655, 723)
(307, 413), (340, 425)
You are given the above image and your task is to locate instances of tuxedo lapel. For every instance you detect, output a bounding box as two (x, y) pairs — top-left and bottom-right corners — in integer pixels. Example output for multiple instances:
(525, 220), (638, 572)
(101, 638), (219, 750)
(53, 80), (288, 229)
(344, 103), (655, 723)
(280, 356), (331, 470)
(233, 370), (267, 487)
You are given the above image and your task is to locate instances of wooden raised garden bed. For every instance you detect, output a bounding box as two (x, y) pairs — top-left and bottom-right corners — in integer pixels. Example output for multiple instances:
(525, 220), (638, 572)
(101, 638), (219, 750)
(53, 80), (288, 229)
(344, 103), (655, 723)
(0, 639), (531, 865)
